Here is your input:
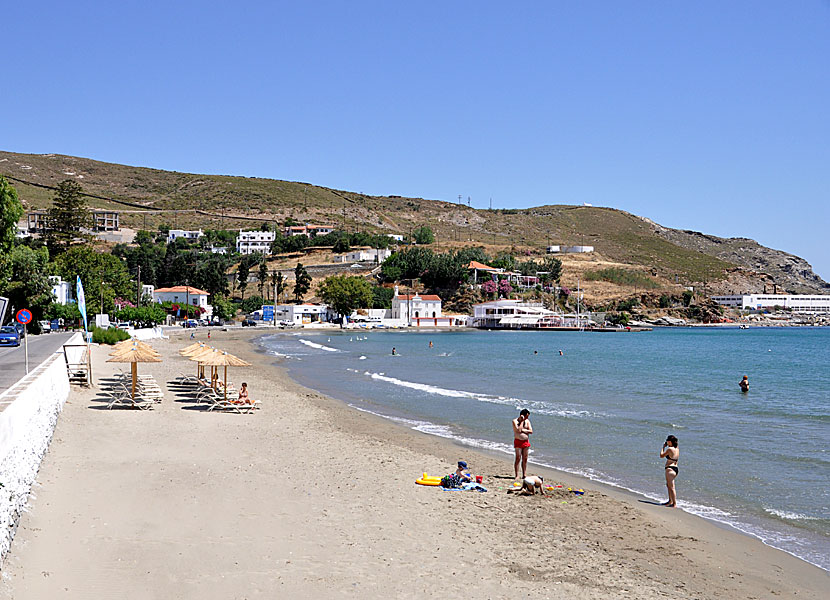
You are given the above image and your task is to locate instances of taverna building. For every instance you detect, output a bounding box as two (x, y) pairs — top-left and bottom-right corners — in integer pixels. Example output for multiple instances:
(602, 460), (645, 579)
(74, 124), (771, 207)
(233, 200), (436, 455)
(711, 294), (830, 314)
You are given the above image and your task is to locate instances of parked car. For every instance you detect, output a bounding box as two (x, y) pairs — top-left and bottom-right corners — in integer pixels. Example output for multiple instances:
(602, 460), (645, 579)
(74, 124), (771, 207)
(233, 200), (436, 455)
(13, 322), (25, 338)
(241, 319), (256, 327)
(0, 326), (21, 347)
(38, 320), (51, 332)
(181, 319), (199, 328)
(278, 320), (296, 328)
(116, 322), (131, 330)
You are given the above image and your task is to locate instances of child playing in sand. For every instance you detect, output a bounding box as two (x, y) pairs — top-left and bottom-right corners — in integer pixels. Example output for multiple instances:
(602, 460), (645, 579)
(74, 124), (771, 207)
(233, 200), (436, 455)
(521, 475), (545, 495)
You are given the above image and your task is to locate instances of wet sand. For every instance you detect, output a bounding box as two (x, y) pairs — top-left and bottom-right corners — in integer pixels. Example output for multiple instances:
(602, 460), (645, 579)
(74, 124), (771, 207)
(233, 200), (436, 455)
(1, 328), (826, 599)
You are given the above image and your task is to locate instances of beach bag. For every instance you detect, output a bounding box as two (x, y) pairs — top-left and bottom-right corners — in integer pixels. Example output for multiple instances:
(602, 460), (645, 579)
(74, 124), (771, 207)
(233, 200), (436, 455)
(440, 474), (461, 489)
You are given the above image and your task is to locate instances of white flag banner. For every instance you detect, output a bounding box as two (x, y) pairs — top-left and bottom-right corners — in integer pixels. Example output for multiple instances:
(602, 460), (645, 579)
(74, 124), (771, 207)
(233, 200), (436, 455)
(76, 276), (88, 332)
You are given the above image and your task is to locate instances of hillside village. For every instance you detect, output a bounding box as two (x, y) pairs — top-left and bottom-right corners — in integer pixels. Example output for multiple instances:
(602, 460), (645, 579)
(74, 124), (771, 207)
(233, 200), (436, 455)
(2, 152), (829, 332)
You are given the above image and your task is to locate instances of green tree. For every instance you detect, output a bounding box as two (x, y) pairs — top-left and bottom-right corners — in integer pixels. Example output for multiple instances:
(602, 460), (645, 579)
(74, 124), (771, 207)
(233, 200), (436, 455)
(0, 176), (23, 257)
(413, 226), (435, 244)
(237, 260), (251, 301)
(537, 256), (562, 284)
(115, 305), (166, 327)
(333, 237), (350, 253)
(51, 246), (133, 315)
(192, 255), (230, 298)
(372, 285), (395, 309)
(258, 258), (268, 298)
(46, 179), (90, 254)
(211, 295), (237, 321)
(293, 262), (311, 302)
(2, 246), (53, 330)
(240, 295), (266, 314)
(318, 275), (373, 319)
(0, 176), (24, 284)
(273, 271), (286, 303)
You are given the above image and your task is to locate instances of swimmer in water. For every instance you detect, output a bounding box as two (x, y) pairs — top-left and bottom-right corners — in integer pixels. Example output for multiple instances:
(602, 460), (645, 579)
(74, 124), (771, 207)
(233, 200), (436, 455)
(392, 347), (397, 356)
(559, 349), (563, 356)
(429, 340), (433, 348)
(739, 375), (749, 392)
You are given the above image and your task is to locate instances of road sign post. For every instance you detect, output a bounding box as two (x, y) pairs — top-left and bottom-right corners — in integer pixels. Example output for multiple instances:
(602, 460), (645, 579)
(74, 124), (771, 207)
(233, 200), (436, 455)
(16, 309), (32, 374)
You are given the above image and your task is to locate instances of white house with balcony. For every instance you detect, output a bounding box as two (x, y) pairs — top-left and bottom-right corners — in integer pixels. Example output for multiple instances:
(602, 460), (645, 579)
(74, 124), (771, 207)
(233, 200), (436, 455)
(334, 248), (392, 264)
(153, 286), (212, 318)
(167, 229), (204, 243)
(236, 230), (276, 255)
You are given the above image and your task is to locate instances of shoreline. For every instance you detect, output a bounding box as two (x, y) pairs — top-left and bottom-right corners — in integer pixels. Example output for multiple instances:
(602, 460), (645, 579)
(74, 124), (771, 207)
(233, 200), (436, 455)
(1, 327), (826, 599)
(252, 331), (830, 574)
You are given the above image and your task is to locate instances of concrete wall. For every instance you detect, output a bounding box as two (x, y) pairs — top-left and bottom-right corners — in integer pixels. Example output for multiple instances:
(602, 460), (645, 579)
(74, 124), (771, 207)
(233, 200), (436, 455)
(0, 342), (72, 563)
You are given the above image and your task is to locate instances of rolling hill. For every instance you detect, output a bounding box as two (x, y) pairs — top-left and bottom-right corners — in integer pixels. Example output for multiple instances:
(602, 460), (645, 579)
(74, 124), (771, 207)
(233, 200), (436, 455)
(2, 150), (827, 295)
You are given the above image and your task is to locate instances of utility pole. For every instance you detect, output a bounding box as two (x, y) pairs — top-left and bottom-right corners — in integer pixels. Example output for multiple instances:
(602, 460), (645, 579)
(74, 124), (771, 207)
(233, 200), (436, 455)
(467, 196), (471, 207)
(458, 195), (462, 205)
(136, 265), (141, 306)
(273, 272), (278, 327)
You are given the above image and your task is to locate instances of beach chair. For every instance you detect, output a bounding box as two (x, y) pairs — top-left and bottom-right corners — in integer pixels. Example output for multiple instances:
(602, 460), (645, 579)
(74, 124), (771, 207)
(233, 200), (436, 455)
(103, 390), (154, 410)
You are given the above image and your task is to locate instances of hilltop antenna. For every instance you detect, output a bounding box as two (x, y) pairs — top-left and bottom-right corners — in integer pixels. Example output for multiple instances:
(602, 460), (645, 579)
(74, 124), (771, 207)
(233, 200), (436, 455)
(489, 197), (492, 210)
(457, 194), (462, 205)
(467, 196), (471, 207)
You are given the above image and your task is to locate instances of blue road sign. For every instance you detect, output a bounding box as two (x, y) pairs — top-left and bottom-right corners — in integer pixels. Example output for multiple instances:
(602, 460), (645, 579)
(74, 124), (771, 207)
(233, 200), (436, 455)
(16, 308), (33, 325)
(262, 305), (275, 321)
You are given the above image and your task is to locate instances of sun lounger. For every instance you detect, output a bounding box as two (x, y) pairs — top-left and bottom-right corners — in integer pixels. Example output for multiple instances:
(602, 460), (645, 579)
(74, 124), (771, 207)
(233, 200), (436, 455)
(103, 390), (154, 410)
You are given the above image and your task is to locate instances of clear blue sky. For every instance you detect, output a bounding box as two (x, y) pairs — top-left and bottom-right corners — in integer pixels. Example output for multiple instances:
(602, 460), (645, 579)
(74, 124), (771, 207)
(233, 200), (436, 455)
(4, 2), (829, 279)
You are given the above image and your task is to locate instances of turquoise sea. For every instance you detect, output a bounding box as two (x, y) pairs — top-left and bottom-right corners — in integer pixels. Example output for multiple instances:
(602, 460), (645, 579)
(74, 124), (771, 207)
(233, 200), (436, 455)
(258, 327), (830, 571)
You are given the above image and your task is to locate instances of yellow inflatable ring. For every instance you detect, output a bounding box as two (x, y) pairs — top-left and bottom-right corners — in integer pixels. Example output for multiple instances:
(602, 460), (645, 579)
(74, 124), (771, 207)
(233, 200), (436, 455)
(415, 473), (443, 486)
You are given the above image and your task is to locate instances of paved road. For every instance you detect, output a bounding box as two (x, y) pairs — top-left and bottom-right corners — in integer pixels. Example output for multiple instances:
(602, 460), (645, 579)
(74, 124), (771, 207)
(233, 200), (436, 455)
(0, 332), (74, 394)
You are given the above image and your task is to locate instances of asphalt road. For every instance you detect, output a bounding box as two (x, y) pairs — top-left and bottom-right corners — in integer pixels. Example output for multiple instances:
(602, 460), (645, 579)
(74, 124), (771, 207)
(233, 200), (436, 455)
(0, 332), (74, 394)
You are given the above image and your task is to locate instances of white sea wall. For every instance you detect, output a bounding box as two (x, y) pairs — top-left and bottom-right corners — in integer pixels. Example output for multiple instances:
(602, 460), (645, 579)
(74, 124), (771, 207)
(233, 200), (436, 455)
(0, 352), (71, 563)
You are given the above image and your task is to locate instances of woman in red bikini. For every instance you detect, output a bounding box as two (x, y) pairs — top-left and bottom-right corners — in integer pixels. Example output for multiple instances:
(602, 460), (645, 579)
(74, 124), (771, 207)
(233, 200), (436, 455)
(512, 409), (533, 479)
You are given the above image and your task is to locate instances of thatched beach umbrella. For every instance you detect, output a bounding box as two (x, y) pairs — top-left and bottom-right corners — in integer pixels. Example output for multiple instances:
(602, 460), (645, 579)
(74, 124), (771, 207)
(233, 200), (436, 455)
(106, 342), (162, 398)
(186, 344), (217, 382)
(197, 349), (251, 400)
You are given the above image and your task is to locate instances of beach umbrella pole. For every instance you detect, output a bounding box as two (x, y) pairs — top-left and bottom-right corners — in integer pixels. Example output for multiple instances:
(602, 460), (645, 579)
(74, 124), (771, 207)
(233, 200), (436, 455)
(131, 362), (137, 399)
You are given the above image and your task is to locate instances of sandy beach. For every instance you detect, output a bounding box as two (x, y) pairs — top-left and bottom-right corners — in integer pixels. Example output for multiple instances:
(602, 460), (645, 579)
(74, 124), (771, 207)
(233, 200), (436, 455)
(1, 328), (826, 599)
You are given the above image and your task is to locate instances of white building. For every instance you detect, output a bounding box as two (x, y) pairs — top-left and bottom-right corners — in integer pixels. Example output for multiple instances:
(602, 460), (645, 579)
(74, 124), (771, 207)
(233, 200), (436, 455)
(271, 303), (329, 325)
(387, 234), (404, 242)
(390, 287), (453, 327)
(711, 294), (830, 314)
(49, 276), (71, 305)
(333, 248), (392, 263)
(471, 299), (592, 329)
(167, 229), (204, 243)
(210, 245), (228, 254)
(284, 224), (335, 238)
(547, 245), (594, 254)
(153, 286), (212, 318)
(236, 230), (276, 255)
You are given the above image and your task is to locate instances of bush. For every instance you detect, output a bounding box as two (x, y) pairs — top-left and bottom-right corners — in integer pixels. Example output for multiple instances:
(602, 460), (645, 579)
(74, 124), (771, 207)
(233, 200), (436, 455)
(92, 326), (131, 345)
(606, 312), (630, 326)
(240, 295), (266, 314)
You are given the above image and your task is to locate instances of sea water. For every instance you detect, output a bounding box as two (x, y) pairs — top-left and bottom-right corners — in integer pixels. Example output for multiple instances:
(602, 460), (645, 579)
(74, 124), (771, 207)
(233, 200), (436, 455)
(258, 327), (830, 571)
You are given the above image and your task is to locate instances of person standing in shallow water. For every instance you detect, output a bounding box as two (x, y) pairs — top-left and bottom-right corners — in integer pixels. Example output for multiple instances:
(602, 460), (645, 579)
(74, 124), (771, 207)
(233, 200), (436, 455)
(512, 409), (532, 479)
(660, 435), (679, 507)
(739, 375), (749, 392)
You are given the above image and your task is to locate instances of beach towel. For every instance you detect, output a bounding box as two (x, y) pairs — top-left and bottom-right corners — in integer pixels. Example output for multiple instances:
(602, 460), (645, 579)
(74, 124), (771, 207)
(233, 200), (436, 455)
(440, 483), (487, 492)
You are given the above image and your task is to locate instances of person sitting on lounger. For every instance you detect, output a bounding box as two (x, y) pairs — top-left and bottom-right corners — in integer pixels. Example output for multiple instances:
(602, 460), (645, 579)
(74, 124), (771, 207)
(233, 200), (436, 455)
(237, 382), (250, 404)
